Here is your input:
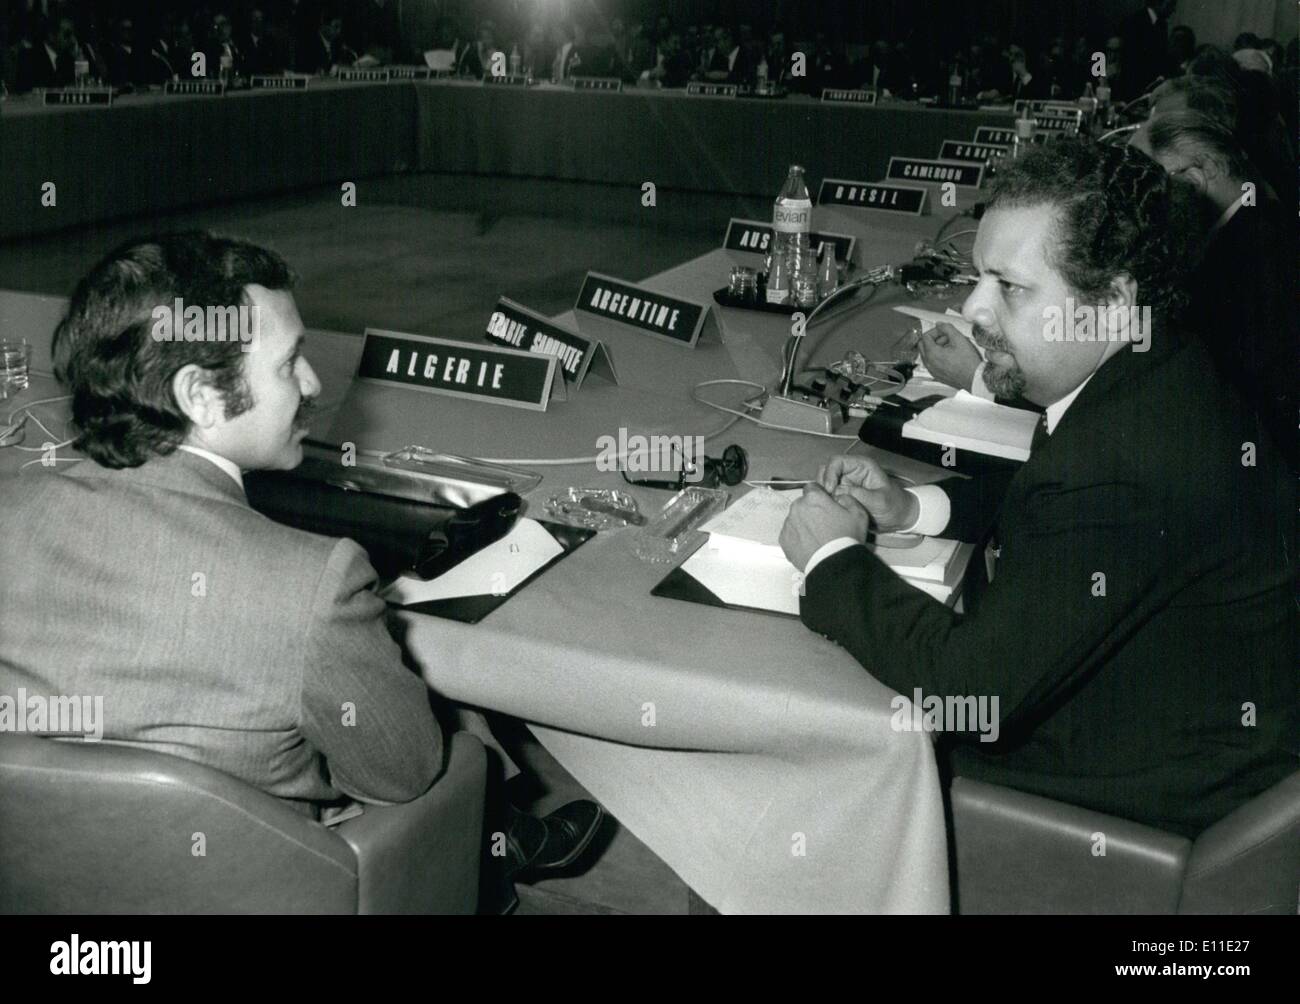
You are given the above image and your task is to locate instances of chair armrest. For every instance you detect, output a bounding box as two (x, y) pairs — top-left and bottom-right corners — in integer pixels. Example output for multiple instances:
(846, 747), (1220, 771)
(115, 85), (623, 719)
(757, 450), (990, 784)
(334, 732), (487, 914)
(950, 777), (1191, 914)
(1179, 770), (1300, 915)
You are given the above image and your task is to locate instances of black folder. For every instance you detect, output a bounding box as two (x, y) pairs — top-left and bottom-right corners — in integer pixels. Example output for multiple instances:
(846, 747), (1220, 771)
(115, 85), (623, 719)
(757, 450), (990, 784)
(391, 520), (594, 624)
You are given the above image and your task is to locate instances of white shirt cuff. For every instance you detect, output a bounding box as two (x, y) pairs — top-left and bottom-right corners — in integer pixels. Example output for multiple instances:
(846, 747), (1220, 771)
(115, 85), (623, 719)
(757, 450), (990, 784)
(804, 538), (859, 577)
(970, 362), (995, 400)
(901, 485), (952, 536)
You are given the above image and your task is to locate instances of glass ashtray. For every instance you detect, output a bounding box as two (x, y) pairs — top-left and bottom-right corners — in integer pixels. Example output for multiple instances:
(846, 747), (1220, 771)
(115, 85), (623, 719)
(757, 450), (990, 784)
(544, 488), (643, 531)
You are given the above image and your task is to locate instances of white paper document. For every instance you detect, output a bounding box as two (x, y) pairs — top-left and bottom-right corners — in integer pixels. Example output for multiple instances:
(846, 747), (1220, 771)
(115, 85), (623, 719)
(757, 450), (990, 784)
(700, 487), (801, 551)
(380, 517), (564, 605)
(902, 390), (1039, 461)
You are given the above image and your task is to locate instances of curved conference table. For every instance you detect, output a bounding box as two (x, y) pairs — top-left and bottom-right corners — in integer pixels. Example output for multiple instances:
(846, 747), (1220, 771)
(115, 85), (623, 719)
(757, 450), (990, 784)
(1, 75), (1011, 913)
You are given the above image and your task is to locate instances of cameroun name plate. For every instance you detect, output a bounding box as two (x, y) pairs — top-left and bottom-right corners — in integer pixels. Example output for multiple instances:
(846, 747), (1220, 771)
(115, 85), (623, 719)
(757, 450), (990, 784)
(44, 89), (112, 105)
(165, 80), (226, 96)
(485, 297), (618, 389)
(938, 140), (1009, 163)
(886, 156), (983, 188)
(251, 75), (308, 89)
(816, 178), (928, 215)
(356, 328), (563, 411)
(687, 82), (737, 97)
(821, 88), (876, 104)
(722, 218), (856, 263)
(575, 273), (710, 348)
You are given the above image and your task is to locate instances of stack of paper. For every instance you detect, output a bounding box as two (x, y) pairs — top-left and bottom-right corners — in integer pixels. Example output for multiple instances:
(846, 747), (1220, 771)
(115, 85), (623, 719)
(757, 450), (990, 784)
(902, 390), (1038, 461)
(686, 488), (969, 612)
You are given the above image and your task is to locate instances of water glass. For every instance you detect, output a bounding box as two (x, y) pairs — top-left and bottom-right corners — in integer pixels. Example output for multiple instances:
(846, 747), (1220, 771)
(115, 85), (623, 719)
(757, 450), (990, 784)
(0, 340), (32, 399)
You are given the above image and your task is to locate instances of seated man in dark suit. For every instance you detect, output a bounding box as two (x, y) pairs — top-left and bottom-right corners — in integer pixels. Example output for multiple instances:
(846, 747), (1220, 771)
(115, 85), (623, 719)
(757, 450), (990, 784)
(240, 7), (282, 76)
(296, 6), (354, 75)
(14, 13), (76, 91)
(204, 11), (243, 79)
(0, 233), (601, 909)
(780, 139), (1296, 838)
(1131, 111), (1296, 470)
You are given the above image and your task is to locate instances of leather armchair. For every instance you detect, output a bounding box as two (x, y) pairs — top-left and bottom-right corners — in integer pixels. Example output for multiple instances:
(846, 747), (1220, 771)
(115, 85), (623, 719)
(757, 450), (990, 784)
(0, 731), (486, 914)
(949, 770), (1300, 914)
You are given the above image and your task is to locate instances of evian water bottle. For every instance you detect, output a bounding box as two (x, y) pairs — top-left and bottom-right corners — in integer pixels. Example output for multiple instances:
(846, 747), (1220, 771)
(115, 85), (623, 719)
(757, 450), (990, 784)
(770, 165), (812, 304)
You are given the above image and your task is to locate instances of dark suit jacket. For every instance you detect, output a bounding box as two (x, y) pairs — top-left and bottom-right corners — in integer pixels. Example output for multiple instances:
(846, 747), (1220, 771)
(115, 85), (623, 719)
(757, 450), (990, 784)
(1184, 198), (1297, 470)
(1121, 5), (1169, 95)
(15, 41), (70, 91)
(0, 450), (442, 815)
(802, 333), (1297, 837)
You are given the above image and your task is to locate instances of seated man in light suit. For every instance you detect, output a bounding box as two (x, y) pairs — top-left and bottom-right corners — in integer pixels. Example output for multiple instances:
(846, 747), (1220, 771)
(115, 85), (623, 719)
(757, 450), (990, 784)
(0, 233), (600, 908)
(779, 139), (1296, 838)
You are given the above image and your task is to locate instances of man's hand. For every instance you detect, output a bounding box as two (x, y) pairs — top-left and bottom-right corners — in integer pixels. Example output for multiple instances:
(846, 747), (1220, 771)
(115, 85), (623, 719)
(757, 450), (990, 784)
(919, 322), (982, 392)
(816, 454), (918, 531)
(779, 483), (870, 571)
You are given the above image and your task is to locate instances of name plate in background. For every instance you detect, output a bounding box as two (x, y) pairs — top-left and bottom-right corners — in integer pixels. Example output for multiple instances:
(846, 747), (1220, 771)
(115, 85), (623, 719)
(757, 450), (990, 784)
(938, 140), (1009, 163)
(43, 89), (112, 105)
(387, 66), (433, 80)
(574, 77), (623, 92)
(722, 219), (857, 263)
(165, 80), (226, 96)
(687, 82), (738, 97)
(338, 68), (391, 82)
(1013, 99), (1082, 115)
(886, 157), (984, 189)
(485, 297), (618, 389)
(1033, 110), (1083, 133)
(821, 88), (877, 104)
(251, 75), (308, 89)
(575, 272), (709, 348)
(973, 126), (1016, 145)
(356, 329), (563, 412)
(483, 73), (530, 86)
(817, 178), (928, 215)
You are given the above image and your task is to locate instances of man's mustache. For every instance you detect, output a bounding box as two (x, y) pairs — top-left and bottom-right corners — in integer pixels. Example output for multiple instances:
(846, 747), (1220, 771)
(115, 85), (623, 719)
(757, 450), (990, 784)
(972, 324), (1011, 355)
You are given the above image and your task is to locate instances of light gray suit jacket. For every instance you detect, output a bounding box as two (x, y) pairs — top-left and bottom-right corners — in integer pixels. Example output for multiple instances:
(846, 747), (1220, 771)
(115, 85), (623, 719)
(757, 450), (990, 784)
(0, 449), (442, 814)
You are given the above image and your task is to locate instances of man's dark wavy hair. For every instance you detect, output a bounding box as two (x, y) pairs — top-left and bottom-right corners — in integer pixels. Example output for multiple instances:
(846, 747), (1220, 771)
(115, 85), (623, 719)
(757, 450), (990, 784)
(985, 137), (1195, 321)
(53, 232), (295, 469)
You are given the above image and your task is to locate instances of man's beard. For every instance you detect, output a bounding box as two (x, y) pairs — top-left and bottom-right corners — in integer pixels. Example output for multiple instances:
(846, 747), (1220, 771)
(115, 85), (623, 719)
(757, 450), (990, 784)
(972, 323), (1027, 399)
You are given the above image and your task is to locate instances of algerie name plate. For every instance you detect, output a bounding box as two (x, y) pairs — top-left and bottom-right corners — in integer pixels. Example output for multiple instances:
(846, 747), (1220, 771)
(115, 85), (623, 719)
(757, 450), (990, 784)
(816, 179), (928, 215)
(356, 328), (563, 411)
(886, 156), (984, 189)
(485, 297), (617, 389)
(722, 218), (856, 263)
(687, 82), (738, 97)
(938, 140), (1009, 163)
(821, 88), (876, 104)
(575, 273), (710, 348)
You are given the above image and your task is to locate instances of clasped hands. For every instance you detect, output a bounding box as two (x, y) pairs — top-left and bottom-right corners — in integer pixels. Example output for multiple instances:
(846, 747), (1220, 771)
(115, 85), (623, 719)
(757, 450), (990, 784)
(778, 454), (920, 571)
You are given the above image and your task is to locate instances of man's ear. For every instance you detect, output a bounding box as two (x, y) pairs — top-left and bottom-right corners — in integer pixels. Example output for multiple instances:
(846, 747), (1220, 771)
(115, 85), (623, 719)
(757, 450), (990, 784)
(1102, 274), (1139, 339)
(172, 364), (225, 430)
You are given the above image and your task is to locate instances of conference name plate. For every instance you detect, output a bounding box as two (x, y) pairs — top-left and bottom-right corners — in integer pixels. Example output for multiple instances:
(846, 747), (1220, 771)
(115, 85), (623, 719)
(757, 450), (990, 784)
(43, 89), (112, 105)
(485, 297), (618, 389)
(338, 68), (391, 83)
(165, 80), (226, 96)
(387, 66), (433, 80)
(575, 272), (709, 348)
(251, 75), (308, 89)
(1033, 109), (1083, 133)
(821, 88), (877, 104)
(938, 140), (1010, 163)
(687, 82), (738, 97)
(1013, 99), (1083, 114)
(817, 178), (928, 215)
(886, 156), (984, 189)
(483, 73), (530, 86)
(356, 328), (562, 412)
(722, 218), (857, 263)
(574, 77), (623, 91)
(973, 126), (1016, 145)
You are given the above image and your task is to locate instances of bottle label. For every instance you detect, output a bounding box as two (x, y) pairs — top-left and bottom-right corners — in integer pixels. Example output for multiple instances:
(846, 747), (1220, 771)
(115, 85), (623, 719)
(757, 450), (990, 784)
(773, 200), (812, 233)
